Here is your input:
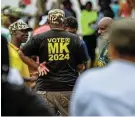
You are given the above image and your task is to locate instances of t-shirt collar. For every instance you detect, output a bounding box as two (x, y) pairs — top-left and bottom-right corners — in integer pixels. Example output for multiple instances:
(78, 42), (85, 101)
(8, 42), (19, 51)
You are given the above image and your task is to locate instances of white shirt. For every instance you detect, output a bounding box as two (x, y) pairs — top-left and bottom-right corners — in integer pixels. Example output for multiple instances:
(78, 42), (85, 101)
(70, 60), (135, 116)
(8, 68), (24, 85)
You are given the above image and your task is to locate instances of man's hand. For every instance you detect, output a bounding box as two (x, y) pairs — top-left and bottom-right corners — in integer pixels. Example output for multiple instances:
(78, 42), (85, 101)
(30, 75), (38, 82)
(77, 64), (85, 73)
(24, 75), (38, 82)
(38, 62), (50, 76)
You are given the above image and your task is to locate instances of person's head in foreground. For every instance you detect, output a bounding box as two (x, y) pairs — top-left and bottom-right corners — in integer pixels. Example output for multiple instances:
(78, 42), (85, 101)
(64, 16), (78, 34)
(98, 17), (113, 36)
(47, 9), (65, 29)
(70, 18), (135, 116)
(9, 21), (32, 46)
(108, 18), (135, 61)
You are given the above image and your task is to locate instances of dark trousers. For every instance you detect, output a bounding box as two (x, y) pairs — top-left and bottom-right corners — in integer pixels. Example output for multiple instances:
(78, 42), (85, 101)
(83, 34), (97, 67)
(37, 91), (71, 116)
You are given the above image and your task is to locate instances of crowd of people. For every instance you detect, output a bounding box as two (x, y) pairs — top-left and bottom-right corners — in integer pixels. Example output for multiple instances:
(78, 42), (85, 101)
(1, 0), (135, 116)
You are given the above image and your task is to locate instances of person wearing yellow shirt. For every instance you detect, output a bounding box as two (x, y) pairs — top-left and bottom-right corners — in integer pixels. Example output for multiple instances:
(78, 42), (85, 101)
(8, 21), (37, 86)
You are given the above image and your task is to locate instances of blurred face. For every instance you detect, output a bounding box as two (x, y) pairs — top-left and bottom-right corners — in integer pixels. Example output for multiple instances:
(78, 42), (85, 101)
(67, 3), (72, 9)
(14, 29), (28, 43)
(9, 16), (20, 24)
(85, 3), (92, 11)
(99, 1), (105, 8)
(1, 15), (11, 27)
(98, 0), (109, 9)
(98, 18), (113, 36)
(98, 24), (108, 35)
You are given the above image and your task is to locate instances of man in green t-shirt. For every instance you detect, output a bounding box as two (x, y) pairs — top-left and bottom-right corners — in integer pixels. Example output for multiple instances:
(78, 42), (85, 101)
(96, 17), (113, 67)
(80, 1), (98, 67)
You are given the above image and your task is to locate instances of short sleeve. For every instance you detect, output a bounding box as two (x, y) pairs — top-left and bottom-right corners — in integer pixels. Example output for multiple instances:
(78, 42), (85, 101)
(21, 62), (30, 78)
(22, 35), (42, 57)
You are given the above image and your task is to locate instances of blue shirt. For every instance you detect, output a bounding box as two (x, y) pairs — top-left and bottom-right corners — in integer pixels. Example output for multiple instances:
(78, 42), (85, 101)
(111, 4), (120, 19)
(70, 60), (135, 116)
(80, 39), (90, 61)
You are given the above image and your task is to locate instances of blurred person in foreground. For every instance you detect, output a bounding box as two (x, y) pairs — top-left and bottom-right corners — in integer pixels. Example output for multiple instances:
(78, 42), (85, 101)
(1, 35), (53, 116)
(80, 1), (98, 67)
(64, 16), (91, 69)
(96, 17), (113, 67)
(70, 18), (135, 116)
(21, 9), (87, 115)
(8, 21), (38, 87)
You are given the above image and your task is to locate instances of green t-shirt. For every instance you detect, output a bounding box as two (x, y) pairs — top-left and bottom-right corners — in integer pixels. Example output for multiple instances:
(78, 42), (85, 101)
(97, 42), (110, 67)
(81, 10), (97, 36)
